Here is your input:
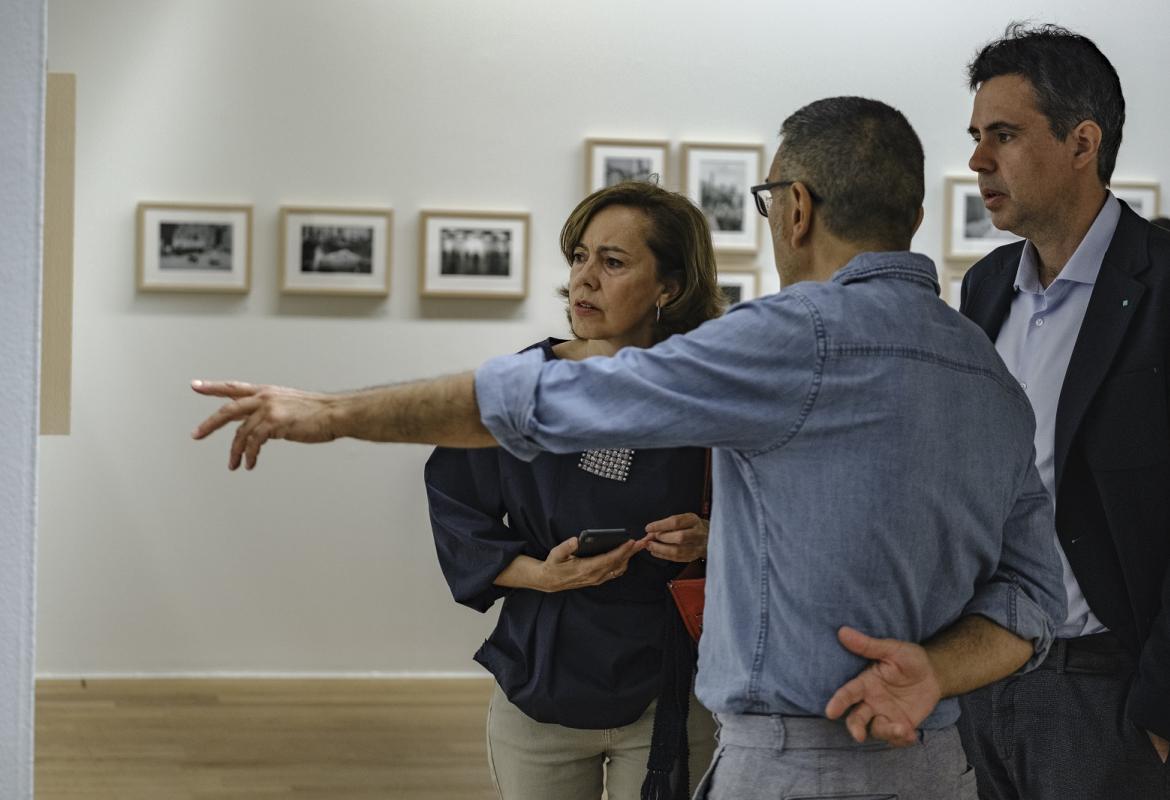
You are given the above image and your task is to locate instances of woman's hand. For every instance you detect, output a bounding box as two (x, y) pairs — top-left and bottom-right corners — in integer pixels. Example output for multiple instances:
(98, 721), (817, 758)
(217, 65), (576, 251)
(493, 539), (644, 592)
(640, 513), (709, 562)
(535, 537), (645, 592)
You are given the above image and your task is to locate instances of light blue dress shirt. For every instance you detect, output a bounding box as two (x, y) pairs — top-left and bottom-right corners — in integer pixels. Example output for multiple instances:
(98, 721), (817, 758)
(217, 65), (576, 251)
(475, 251), (1066, 727)
(994, 193), (1120, 638)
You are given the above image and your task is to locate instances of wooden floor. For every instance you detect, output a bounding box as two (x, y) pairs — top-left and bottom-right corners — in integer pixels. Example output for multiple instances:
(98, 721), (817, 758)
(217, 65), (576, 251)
(35, 678), (498, 800)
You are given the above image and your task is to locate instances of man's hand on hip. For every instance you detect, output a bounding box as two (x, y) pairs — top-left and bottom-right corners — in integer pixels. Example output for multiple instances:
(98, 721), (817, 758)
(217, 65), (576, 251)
(824, 626), (942, 747)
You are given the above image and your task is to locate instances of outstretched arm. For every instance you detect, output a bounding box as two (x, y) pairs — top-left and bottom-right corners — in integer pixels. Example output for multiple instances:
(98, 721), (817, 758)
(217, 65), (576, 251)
(824, 615), (1032, 746)
(191, 373), (495, 470)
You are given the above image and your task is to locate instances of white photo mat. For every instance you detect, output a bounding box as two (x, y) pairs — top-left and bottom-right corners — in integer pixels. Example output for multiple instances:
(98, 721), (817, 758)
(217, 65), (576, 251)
(137, 203), (251, 292)
(585, 138), (669, 193)
(419, 211), (529, 299)
(682, 142), (764, 255)
(279, 207), (392, 296)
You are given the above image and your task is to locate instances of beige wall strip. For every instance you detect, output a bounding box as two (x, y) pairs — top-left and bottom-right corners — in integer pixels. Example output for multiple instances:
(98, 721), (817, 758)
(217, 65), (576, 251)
(41, 73), (75, 435)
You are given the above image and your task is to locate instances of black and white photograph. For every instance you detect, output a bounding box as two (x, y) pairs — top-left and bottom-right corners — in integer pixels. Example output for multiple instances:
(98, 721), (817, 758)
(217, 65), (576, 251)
(159, 223), (233, 271)
(585, 138), (669, 192)
(420, 211), (529, 298)
(439, 228), (512, 276)
(682, 142), (764, 254)
(699, 159), (748, 233)
(137, 203), (251, 292)
(945, 175), (1022, 260)
(717, 269), (759, 306)
(280, 207), (392, 296)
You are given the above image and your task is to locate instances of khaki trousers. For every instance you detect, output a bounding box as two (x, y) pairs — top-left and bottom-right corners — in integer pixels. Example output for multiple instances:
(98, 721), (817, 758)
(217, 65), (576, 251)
(486, 682), (717, 800)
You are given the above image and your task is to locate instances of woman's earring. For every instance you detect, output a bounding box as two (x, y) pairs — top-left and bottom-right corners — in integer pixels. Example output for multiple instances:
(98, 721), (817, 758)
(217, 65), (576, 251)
(655, 303), (661, 324)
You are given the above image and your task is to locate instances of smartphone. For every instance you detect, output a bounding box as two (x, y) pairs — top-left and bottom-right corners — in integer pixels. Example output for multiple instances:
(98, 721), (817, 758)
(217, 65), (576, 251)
(575, 528), (632, 558)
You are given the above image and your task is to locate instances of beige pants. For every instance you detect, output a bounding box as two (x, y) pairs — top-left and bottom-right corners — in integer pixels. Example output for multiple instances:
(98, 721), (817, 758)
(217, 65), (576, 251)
(486, 682), (717, 800)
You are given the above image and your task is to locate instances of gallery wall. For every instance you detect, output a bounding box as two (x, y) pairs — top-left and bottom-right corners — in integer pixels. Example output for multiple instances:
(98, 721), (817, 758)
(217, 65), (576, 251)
(38, 0), (1170, 676)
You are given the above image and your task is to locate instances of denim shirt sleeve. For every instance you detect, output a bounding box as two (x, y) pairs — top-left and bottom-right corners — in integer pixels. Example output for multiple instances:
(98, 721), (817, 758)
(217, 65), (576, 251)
(475, 294), (822, 460)
(962, 453), (1067, 671)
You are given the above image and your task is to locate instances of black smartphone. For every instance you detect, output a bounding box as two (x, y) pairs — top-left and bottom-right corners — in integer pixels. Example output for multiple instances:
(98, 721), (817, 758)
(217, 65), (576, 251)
(575, 528), (632, 558)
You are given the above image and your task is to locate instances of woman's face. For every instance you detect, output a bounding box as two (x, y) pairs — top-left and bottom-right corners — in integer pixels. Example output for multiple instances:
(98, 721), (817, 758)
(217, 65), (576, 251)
(568, 205), (673, 349)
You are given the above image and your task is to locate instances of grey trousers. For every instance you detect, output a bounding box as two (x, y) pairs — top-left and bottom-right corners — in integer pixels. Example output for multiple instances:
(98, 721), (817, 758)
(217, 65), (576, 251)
(693, 713), (976, 800)
(958, 634), (1170, 799)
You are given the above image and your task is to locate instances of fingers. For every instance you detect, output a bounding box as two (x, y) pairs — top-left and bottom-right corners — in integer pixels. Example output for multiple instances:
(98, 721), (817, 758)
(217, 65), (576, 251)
(837, 626), (899, 662)
(825, 675), (867, 720)
(843, 702), (874, 744)
(243, 422), (273, 470)
(868, 715), (915, 747)
(190, 380), (260, 399)
(191, 397), (261, 440)
(229, 410), (265, 470)
(548, 537), (579, 563)
(645, 512), (700, 534)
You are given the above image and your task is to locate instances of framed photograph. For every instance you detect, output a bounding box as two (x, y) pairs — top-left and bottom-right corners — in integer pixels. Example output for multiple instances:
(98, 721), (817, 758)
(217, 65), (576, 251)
(279, 207), (392, 296)
(682, 142), (764, 255)
(585, 138), (669, 192)
(717, 269), (759, 306)
(137, 202), (251, 292)
(1111, 181), (1161, 219)
(419, 211), (529, 299)
(944, 175), (1021, 260)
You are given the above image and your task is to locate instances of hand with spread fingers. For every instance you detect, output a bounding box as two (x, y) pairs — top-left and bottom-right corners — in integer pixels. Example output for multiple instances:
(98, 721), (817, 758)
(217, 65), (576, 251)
(640, 512), (709, 562)
(190, 380), (339, 471)
(824, 626), (942, 747)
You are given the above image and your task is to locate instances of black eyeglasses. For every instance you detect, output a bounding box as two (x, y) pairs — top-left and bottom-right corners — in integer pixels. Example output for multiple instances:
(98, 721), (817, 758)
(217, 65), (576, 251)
(749, 179), (822, 218)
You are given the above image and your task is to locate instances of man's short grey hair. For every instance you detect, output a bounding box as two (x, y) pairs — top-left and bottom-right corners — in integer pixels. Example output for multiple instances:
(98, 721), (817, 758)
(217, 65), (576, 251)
(778, 97), (925, 249)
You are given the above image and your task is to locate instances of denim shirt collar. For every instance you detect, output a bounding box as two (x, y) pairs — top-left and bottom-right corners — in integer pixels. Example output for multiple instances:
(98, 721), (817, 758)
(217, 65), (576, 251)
(831, 251), (940, 296)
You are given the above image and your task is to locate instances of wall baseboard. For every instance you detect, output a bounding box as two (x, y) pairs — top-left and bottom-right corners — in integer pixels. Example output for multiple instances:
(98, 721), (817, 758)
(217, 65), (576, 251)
(36, 670), (489, 681)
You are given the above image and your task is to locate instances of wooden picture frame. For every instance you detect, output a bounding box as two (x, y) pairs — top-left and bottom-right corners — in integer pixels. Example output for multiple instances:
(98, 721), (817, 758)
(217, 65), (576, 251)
(585, 138), (669, 193)
(681, 142), (765, 255)
(1111, 180), (1161, 219)
(717, 269), (759, 306)
(943, 175), (1021, 260)
(137, 202), (252, 293)
(418, 210), (530, 299)
(279, 206), (392, 296)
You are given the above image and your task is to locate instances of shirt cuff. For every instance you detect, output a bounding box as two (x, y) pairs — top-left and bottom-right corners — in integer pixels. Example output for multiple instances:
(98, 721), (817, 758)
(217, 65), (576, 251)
(475, 349), (546, 462)
(962, 577), (1057, 673)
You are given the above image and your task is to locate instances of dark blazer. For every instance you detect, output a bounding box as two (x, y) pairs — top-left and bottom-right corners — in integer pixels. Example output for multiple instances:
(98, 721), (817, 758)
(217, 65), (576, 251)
(960, 201), (1170, 739)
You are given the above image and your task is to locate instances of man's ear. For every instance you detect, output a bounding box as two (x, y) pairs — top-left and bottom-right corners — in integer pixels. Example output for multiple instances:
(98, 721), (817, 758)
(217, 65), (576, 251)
(1070, 119), (1102, 173)
(912, 206), (925, 237)
(788, 182), (816, 248)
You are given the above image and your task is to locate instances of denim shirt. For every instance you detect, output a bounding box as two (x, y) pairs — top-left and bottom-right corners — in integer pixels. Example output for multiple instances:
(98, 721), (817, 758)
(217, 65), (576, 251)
(476, 251), (1066, 729)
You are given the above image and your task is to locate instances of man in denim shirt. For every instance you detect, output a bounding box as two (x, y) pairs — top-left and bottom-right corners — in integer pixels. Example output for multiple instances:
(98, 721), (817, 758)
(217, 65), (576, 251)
(192, 98), (1065, 799)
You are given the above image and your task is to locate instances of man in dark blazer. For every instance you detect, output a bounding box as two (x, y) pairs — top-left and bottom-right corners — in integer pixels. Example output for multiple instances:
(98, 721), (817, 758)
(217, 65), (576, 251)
(957, 22), (1170, 799)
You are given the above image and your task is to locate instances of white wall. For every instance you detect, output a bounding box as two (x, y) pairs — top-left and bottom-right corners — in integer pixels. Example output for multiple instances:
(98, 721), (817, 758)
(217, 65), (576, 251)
(1, 0), (45, 793)
(39, 0), (1170, 675)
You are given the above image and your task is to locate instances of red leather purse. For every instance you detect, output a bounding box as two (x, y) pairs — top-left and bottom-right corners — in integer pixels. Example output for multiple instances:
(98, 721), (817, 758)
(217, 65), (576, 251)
(667, 451), (711, 643)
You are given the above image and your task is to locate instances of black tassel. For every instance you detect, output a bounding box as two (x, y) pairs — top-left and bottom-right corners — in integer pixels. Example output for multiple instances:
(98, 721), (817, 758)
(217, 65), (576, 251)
(641, 597), (696, 800)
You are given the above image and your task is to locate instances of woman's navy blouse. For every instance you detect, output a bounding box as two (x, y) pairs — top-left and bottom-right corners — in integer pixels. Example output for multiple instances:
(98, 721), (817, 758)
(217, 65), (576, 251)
(424, 338), (706, 729)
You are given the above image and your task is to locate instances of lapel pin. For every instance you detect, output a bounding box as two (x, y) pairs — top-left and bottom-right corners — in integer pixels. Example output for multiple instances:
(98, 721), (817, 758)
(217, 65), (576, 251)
(1122, 299), (1130, 307)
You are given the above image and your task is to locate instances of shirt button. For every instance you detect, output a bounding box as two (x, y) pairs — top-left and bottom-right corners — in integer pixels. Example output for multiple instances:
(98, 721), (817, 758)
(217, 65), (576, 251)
(1020, 381), (1028, 390)
(1035, 318), (1045, 327)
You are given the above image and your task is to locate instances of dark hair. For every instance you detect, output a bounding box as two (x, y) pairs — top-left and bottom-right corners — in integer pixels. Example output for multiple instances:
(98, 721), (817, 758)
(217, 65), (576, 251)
(967, 22), (1125, 184)
(558, 181), (724, 343)
(777, 97), (924, 249)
